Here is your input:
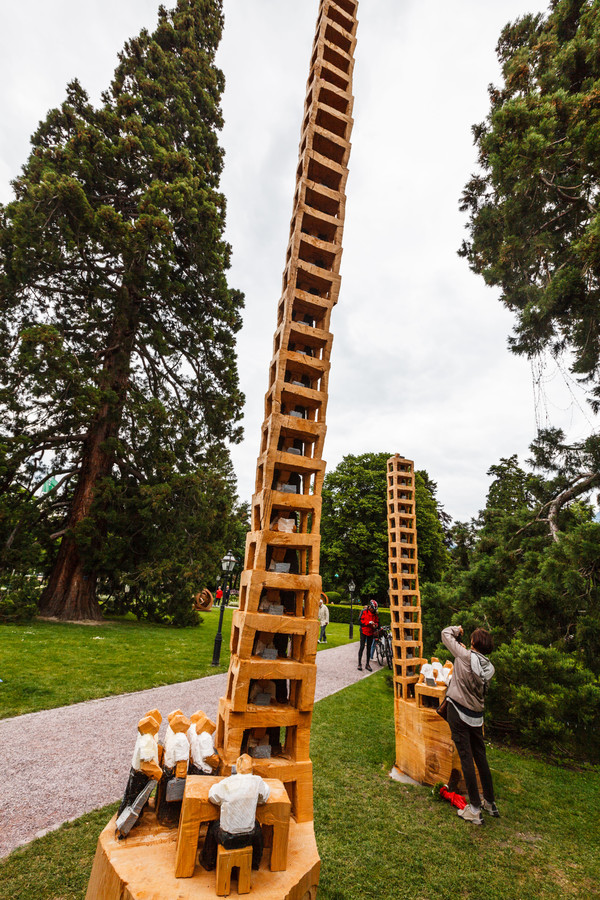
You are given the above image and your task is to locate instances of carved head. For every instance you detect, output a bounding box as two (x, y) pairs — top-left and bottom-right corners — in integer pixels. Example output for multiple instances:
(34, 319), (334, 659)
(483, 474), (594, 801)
(138, 715), (160, 736)
(235, 754), (253, 775)
(145, 708), (162, 725)
(170, 713), (190, 734)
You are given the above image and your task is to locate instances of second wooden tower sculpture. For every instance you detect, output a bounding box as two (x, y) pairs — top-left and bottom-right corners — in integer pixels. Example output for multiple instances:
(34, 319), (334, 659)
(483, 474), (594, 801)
(216, 0), (359, 825)
(387, 454), (460, 785)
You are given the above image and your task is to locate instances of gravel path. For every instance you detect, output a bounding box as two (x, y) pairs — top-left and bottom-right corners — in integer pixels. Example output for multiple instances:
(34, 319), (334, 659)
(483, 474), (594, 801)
(0, 640), (374, 858)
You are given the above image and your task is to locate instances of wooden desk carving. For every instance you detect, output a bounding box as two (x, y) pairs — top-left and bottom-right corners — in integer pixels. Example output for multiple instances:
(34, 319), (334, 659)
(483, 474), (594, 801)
(175, 776), (291, 878)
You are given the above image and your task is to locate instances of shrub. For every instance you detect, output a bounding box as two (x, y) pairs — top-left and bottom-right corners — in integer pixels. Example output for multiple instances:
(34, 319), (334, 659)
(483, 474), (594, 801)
(323, 590), (343, 604)
(0, 574), (40, 623)
(487, 639), (600, 762)
(326, 603), (391, 627)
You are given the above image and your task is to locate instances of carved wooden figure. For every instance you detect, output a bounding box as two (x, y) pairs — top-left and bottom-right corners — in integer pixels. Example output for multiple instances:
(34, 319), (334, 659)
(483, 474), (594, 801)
(387, 455), (462, 786)
(115, 713), (162, 837)
(156, 712), (191, 827)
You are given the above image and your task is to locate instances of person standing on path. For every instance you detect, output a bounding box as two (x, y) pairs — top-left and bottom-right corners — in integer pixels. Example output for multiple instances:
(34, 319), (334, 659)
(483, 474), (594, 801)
(318, 598), (329, 643)
(441, 624), (500, 826)
(357, 600), (379, 672)
(216, 586), (223, 606)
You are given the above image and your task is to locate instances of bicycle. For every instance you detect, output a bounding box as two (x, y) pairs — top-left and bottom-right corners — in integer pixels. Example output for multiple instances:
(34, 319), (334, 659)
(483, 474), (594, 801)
(373, 625), (393, 669)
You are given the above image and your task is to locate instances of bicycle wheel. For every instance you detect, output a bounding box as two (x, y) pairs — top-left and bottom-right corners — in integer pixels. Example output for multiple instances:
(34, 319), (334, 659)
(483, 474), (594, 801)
(385, 635), (393, 669)
(375, 638), (384, 666)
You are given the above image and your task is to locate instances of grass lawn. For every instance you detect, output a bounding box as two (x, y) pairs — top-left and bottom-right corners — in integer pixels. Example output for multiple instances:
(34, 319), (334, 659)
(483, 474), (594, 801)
(0, 615), (356, 719)
(1, 671), (598, 899)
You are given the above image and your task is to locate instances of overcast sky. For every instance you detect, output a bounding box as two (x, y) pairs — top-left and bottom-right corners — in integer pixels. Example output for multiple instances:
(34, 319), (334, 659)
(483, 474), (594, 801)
(1, 0), (597, 521)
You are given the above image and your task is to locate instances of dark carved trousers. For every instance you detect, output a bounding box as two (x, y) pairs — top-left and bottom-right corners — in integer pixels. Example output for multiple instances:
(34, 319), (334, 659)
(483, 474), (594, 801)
(447, 702), (495, 808)
(117, 768), (150, 819)
(201, 820), (263, 871)
(358, 633), (373, 666)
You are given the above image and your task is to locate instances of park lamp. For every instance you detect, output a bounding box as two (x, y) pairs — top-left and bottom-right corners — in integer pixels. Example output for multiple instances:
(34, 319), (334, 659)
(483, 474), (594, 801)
(211, 550), (237, 667)
(348, 578), (356, 640)
(221, 550), (237, 577)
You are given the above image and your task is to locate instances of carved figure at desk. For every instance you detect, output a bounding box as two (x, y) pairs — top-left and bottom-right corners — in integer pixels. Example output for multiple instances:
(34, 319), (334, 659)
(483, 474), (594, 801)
(200, 754), (270, 871)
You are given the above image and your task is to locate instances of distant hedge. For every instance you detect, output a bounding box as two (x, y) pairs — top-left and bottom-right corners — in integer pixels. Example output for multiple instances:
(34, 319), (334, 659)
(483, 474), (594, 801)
(327, 603), (391, 627)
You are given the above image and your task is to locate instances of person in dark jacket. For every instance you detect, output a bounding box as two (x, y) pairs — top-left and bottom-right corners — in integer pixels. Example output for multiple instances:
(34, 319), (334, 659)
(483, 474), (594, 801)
(357, 600), (379, 672)
(441, 624), (500, 825)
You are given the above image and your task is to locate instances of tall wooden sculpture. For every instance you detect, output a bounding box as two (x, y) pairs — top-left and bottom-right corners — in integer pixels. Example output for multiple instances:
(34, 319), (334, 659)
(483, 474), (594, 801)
(387, 455), (460, 785)
(86, 3), (360, 897)
(216, 0), (359, 832)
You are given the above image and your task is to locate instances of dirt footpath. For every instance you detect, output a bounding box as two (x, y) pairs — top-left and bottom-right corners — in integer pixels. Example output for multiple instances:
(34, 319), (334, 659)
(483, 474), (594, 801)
(0, 639), (373, 858)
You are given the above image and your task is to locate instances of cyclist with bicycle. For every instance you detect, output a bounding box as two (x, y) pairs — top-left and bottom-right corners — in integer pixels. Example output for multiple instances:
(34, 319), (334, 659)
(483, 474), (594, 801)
(357, 599), (379, 672)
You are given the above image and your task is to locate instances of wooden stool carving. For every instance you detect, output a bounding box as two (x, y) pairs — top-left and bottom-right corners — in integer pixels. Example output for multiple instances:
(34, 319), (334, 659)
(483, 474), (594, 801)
(216, 845), (252, 897)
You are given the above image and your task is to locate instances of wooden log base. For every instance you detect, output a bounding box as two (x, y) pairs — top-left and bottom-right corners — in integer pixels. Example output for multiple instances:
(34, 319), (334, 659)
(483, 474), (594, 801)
(394, 696), (465, 787)
(86, 814), (320, 900)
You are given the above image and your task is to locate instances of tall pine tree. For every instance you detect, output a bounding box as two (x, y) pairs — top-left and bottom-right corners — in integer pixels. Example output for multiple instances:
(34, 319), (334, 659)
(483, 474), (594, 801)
(460, 0), (600, 409)
(0, 0), (244, 619)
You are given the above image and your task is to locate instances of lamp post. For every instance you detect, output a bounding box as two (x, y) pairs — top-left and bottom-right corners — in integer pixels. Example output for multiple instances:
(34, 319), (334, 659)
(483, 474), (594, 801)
(348, 578), (355, 639)
(211, 550), (237, 667)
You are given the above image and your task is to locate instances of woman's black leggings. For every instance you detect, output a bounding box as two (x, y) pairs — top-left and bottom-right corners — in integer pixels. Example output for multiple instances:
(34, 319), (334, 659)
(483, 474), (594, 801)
(447, 702), (495, 808)
(358, 633), (373, 666)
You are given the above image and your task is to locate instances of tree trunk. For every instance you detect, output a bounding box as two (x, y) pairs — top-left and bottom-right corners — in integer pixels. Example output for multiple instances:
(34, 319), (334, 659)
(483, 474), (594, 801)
(547, 471), (599, 542)
(39, 289), (140, 620)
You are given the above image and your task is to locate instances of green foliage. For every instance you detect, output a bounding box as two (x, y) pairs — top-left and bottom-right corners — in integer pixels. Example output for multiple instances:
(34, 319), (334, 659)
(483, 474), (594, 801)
(488, 639), (600, 761)
(322, 589), (343, 603)
(326, 603), (391, 627)
(460, 0), (600, 409)
(80, 458), (245, 625)
(320, 453), (448, 602)
(0, 0), (245, 617)
(0, 574), (39, 622)
(433, 433), (600, 759)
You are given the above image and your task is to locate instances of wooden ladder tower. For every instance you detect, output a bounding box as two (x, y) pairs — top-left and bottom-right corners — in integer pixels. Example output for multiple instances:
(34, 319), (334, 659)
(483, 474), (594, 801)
(387, 454), (460, 785)
(216, 0), (359, 825)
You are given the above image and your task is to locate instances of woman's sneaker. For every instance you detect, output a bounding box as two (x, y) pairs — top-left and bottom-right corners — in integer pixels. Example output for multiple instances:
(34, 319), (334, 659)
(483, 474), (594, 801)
(482, 799), (500, 818)
(457, 805), (484, 825)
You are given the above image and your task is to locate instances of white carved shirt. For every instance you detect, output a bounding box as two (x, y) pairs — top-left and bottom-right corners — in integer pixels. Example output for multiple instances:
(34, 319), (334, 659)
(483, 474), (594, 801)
(131, 732), (158, 771)
(190, 730), (216, 774)
(208, 774), (270, 834)
(164, 732), (190, 769)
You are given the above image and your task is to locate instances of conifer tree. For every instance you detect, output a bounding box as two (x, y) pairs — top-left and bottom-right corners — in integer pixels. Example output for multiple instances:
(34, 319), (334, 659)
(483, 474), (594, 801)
(460, 0), (600, 408)
(0, 0), (244, 619)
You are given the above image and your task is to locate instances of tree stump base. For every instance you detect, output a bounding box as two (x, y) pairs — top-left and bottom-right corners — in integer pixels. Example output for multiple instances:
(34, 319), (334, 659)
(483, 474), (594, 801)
(86, 812), (320, 900)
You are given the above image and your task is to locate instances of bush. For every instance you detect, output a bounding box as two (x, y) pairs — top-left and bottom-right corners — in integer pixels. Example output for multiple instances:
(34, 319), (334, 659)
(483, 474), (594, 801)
(0, 574), (40, 623)
(487, 639), (600, 762)
(323, 590), (343, 604)
(326, 603), (391, 627)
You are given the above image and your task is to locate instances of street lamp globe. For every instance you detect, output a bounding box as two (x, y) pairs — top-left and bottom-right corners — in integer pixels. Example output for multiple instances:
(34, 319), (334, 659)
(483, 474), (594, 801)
(221, 550), (236, 575)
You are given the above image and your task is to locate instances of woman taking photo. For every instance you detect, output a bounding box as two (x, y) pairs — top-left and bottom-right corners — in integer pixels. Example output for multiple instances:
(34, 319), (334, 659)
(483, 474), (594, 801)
(441, 624), (500, 825)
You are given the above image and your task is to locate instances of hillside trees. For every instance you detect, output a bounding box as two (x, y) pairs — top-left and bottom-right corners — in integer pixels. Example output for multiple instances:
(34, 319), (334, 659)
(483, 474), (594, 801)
(0, 0), (244, 620)
(320, 452), (449, 602)
(430, 437), (600, 758)
(460, 0), (600, 409)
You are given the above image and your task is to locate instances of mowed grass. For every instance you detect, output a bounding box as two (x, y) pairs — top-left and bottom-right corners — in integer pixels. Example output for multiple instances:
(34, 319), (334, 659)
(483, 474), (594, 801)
(1, 671), (598, 899)
(0, 615), (356, 719)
